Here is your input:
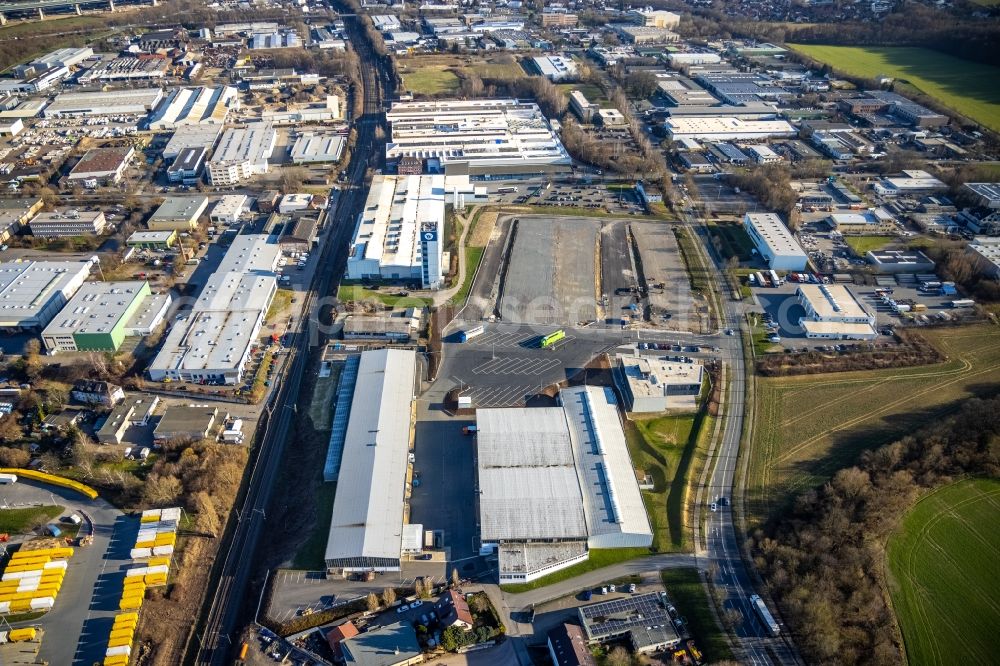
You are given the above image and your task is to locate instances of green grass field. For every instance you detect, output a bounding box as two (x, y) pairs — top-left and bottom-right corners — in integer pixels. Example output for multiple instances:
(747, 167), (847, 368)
(886, 478), (1000, 666)
(557, 82), (609, 105)
(844, 235), (894, 256)
(499, 548), (652, 593)
(787, 44), (1000, 132)
(748, 324), (1000, 525)
(708, 221), (756, 262)
(0, 506), (62, 534)
(336, 284), (433, 308)
(626, 414), (698, 551)
(660, 569), (733, 662)
(401, 66), (460, 96)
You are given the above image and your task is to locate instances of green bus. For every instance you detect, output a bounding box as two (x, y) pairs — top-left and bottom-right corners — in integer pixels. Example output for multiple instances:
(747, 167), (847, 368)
(540, 329), (566, 349)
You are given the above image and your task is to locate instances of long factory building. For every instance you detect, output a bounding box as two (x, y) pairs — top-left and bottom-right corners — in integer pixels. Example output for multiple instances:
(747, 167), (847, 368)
(477, 386), (653, 583)
(324, 348), (418, 572)
(346, 174), (446, 289)
(147, 86), (239, 130)
(147, 235), (279, 385)
(0, 258), (96, 331)
(385, 99), (572, 177)
(743, 212), (808, 271)
(206, 123), (277, 186)
(43, 88), (165, 118)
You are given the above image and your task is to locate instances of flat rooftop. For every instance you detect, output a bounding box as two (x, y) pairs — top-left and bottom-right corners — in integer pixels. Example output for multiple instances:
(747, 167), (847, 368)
(745, 213), (806, 257)
(149, 196), (209, 222)
(798, 284), (872, 320)
(325, 349), (416, 565)
(42, 281), (147, 336)
(290, 132), (346, 162)
(0, 259), (93, 326)
(477, 407), (587, 542)
(618, 355), (704, 398)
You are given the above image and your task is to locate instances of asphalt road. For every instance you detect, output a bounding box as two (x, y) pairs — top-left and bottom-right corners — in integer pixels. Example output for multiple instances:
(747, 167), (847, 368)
(681, 206), (804, 666)
(190, 3), (395, 662)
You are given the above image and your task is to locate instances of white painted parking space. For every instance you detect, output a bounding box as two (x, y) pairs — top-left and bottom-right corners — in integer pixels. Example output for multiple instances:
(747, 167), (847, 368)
(461, 384), (539, 408)
(472, 356), (562, 376)
(464, 331), (539, 349)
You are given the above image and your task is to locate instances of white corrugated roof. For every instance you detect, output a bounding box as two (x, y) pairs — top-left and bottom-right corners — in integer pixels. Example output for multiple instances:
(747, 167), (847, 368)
(476, 407), (586, 541)
(325, 349), (416, 563)
(560, 386), (652, 543)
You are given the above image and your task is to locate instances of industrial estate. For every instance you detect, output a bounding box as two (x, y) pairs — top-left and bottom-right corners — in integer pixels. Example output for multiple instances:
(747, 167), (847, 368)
(0, 1), (994, 666)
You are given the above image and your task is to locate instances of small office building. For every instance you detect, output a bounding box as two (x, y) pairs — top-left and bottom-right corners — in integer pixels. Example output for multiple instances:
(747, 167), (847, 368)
(796, 284), (878, 340)
(147, 196), (209, 232)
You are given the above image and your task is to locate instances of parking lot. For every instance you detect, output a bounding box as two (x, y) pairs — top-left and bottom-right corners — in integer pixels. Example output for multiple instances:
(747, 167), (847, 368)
(0, 479), (127, 666)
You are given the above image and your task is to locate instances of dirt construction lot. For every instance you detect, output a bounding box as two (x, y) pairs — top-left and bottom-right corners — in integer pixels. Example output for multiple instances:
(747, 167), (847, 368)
(631, 222), (697, 332)
(499, 216), (637, 327)
(501, 217), (601, 325)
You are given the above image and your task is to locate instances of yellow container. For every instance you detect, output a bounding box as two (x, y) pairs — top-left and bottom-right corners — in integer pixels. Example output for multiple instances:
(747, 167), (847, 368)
(109, 629), (134, 642)
(141, 514), (160, 523)
(107, 635), (133, 648)
(4, 564), (45, 573)
(143, 574), (167, 585)
(9, 601), (31, 612)
(118, 597), (142, 611)
(116, 612), (139, 622)
(8, 627), (36, 641)
(11, 548), (54, 558)
(104, 656), (129, 666)
(153, 533), (176, 545)
(148, 557), (171, 567)
(133, 540), (155, 549)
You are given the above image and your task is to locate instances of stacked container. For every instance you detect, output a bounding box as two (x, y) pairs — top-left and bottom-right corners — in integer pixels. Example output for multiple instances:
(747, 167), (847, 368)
(0, 547), (73, 614)
(130, 508), (179, 560)
(103, 612), (138, 666)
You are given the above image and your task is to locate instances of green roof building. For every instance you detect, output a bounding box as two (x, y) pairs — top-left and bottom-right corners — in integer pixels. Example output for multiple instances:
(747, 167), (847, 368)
(41, 281), (154, 354)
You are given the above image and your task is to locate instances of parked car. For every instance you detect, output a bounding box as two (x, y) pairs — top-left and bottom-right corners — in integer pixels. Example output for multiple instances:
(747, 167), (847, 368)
(396, 604), (410, 614)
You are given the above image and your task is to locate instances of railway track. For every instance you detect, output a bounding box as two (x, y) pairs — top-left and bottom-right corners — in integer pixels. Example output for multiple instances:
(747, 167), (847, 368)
(186, 5), (393, 664)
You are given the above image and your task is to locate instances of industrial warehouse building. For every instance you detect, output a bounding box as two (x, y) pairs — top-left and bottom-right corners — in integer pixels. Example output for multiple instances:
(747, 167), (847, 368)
(66, 147), (135, 186)
(385, 99), (571, 177)
(147, 196), (209, 232)
(148, 235), (279, 385)
(477, 386), (652, 583)
(43, 88), (164, 118)
(28, 209), (109, 238)
(206, 123), (277, 186)
(617, 355), (704, 413)
(665, 117), (795, 141)
(532, 55), (578, 81)
(796, 284), (878, 340)
(289, 132), (346, 164)
(147, 86), (239, 130)
(346, 174), (446, 289)
(324, 349), (418, 573)
(41, 281), (169, 353)
(0, 258), (95, 331)
(743, 212), (808, 271)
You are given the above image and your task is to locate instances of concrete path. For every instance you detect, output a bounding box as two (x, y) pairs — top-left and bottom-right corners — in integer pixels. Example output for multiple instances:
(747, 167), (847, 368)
(433, 205), (481, 307)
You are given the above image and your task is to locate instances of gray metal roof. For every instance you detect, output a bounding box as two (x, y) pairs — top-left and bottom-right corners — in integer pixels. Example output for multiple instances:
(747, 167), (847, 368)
(476, 407), (586, 541)
(325, 349), (416, 564)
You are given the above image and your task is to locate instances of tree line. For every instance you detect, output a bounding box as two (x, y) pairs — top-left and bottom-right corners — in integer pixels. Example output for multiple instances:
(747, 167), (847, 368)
(751, 396), (1000, 664)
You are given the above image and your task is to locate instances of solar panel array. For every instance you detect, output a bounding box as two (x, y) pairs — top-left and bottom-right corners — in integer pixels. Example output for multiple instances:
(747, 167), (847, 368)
(580, 593), (671, 639)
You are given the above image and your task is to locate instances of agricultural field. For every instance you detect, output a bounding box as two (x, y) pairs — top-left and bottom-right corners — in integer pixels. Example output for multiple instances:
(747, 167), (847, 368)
(886, 478), (1000, 666)
(787, 44), (1000, 133)
(748, 324), (1000, 525)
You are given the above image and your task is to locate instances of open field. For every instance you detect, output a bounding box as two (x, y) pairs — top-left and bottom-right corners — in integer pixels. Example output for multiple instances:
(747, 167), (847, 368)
(626, 414), (698, 552)
(400, 66), (460, 96)
(707, 220), (756, 262)
(499, 548), (651, 593)
(787, 44), (1000, 132)
(748, 324), (1000, 525)
(0, 505), (62, 534)
(557, 82), (609, 105)
(886, 478), (1000, 666)
(845, 235), (894, 255)
(660, 569), (733, 663)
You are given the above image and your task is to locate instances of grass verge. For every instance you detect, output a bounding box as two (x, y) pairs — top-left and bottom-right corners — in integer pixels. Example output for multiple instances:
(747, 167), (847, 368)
(401, 66), (460, 96)
(499, 548), (652, 593)
(449, 246), (484, 306)
(337, 284), (433, 308)
(291, 482), (338, 570)
(660, 569), (734, 662)
(0, 505), (62, 534)
(266, 288), (293, 322)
